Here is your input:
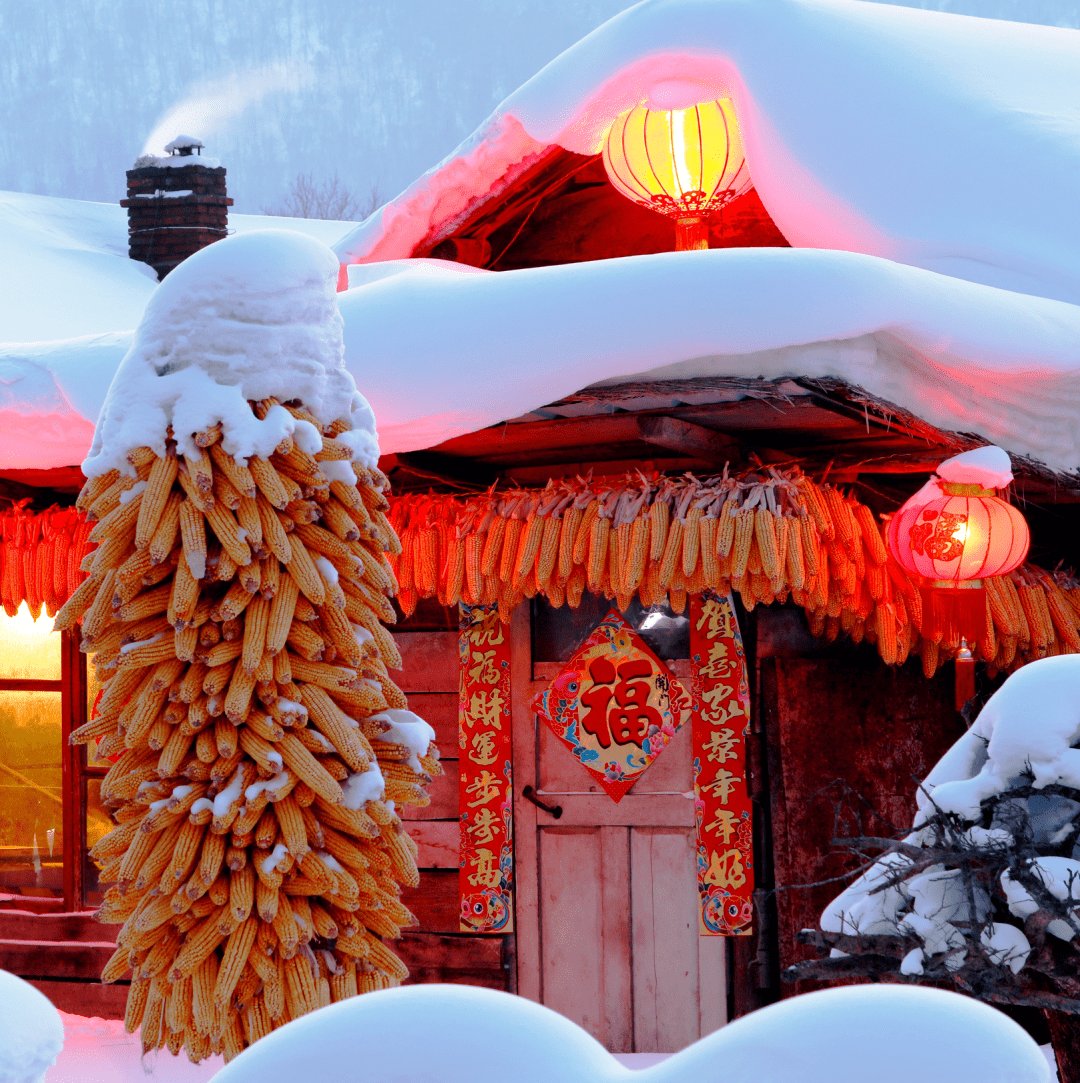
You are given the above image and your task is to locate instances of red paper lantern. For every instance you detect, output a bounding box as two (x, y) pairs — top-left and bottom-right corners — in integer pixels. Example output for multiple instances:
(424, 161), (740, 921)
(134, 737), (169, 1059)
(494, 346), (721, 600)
(887, 480), (1029, 644)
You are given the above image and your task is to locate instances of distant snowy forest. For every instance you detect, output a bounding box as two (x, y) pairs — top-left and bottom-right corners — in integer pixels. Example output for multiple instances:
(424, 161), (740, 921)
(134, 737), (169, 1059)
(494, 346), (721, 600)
(0, 0), (1077, 216)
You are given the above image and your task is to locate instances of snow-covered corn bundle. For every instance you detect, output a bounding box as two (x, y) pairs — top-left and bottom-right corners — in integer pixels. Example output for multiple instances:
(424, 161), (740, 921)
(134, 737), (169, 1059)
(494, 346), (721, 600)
(388, 469), (1080, 676)
(55, 230), (439, 1062)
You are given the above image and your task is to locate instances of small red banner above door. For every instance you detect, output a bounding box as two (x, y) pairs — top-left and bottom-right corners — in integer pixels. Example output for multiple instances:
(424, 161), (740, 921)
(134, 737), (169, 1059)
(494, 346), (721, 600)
(532, 610), (693, 802)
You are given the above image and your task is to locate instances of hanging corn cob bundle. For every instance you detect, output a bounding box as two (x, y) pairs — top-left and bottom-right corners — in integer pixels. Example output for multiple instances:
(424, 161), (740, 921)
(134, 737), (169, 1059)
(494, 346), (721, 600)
(386, 467), (1080, 677)
(57, 402), (439, 1063)
(48, 230), (443, 1065)
(0, 502), (93, 619)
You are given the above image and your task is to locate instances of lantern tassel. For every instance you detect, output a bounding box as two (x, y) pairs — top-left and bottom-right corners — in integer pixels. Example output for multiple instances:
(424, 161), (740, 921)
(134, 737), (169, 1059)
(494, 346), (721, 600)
(954, 640), (976, 712)
(926, 580), (987, 647)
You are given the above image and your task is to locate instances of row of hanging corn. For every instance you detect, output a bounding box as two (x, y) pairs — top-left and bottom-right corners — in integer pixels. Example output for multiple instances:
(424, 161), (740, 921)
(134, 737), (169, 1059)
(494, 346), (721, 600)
(387, 467), (1080, 677)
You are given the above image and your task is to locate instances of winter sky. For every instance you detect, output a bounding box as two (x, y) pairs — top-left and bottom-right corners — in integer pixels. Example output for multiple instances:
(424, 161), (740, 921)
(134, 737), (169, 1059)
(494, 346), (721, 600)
(1, 0), (1077, 217)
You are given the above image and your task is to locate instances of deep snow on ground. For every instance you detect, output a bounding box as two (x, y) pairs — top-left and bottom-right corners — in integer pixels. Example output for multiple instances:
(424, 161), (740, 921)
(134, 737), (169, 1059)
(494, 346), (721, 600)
(31, 1005), (1062, 1083)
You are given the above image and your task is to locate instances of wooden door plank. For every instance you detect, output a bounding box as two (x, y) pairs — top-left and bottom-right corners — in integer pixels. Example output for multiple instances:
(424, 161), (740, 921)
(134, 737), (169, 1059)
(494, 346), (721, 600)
(0, 911), (118, 943)
(389, 632), (458, 692)
(539, 793), (695, 828)
(765, 654), (967, 996)
(697, 934), (728, 1036)
(630, 828), (700, 1053)
(0, 939), (117, 980)
(28, 979), (129, 1019)
(509, 604), (541, 1002)
(600, 826), (633, 1053)
(402, 870), (459, 932)
(539, 828), (606, 1041)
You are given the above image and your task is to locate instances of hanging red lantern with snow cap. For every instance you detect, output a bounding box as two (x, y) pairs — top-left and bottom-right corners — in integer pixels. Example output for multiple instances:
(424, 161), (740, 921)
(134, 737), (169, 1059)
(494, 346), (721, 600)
(887, 446), (1029, 647)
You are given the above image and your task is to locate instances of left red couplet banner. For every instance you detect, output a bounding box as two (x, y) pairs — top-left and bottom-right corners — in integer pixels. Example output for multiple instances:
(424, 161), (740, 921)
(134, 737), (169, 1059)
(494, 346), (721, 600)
(458, 603), (514, 933)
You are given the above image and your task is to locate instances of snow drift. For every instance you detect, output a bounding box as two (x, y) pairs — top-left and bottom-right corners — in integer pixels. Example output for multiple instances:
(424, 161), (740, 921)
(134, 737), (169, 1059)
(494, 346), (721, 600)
(208, 982), (1050, 1083)
(0, 970), (64, 1083)
(337, 249), (1080, 469)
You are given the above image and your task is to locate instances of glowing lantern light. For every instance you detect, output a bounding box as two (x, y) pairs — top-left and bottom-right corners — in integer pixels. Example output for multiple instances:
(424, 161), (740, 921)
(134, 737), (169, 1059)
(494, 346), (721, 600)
(886, 446), (1029, 652)
(601, 99), (752, 251)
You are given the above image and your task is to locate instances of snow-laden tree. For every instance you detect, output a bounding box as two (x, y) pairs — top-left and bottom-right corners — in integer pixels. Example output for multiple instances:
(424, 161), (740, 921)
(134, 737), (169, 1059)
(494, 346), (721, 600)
(787, 655), (1080, 1082)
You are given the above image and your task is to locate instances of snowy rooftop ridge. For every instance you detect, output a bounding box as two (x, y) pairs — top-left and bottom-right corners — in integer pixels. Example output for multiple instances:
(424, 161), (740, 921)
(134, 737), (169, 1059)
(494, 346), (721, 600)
(334, 0), (1080, 308)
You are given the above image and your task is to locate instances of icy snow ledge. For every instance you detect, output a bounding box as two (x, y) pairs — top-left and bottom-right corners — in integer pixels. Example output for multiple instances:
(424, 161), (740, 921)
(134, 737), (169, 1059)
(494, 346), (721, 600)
(340, 248), (1080, 472)
(209, 983), (1050, 1083)
(0, 970), (64, 1083)
(83, 229), (378, 478)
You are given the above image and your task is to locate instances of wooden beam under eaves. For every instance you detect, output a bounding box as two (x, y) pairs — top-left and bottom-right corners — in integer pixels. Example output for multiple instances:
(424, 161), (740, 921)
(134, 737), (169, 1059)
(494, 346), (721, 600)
(636, 416), (742, 462)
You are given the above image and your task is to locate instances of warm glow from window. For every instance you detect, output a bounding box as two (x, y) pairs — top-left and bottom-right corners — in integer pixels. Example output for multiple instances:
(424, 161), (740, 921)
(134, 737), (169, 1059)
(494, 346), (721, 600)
(0, 690), (64, 897)
(0, 602), (62, 680)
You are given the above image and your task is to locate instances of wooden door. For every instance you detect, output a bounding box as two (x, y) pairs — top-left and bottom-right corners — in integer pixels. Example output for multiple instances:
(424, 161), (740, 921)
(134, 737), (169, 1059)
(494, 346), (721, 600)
(511, 607), (728, 1053)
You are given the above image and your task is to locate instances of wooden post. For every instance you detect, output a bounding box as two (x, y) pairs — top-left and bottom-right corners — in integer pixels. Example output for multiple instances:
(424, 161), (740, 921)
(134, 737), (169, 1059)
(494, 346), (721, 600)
(1044, 1012), (1080, 1083)
(59, 631), (84, 912)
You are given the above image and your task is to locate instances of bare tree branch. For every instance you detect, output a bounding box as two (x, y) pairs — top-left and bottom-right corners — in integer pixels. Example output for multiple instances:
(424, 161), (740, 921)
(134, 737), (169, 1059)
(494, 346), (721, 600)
(262, 173), (379, 221)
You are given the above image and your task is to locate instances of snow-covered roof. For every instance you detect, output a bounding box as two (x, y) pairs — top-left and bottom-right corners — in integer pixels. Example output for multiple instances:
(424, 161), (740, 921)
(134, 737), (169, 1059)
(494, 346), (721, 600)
(3, 0), (1080, 477)
(0, 193), (357, 471)
(328, 0), (1080, 471)
(336, 0), (1080, 304)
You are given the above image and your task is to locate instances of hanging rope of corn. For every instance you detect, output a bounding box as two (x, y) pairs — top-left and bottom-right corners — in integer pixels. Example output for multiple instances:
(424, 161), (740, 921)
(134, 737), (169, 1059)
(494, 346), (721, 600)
(56, 398), (439, 1063)
(386, 467), (1080, 678)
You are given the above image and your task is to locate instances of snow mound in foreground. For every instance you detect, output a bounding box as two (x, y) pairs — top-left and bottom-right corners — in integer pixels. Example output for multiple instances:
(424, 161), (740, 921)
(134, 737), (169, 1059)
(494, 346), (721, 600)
(208, 982), (1049, 1083)
(83, 229), (378, 478)
(0, 970), (63, 1083)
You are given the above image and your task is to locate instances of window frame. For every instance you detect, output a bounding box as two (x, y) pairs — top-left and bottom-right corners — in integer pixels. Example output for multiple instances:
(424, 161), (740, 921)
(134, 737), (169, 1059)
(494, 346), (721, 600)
(0, 627), (82, 909)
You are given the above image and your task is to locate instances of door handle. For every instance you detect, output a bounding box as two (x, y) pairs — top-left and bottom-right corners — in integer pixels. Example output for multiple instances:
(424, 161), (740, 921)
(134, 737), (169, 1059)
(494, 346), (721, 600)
(522, 785), (563, 819)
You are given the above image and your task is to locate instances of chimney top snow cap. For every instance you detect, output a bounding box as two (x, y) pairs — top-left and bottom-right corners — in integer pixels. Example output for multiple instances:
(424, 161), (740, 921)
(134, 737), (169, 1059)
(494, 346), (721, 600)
(165, 136), (204, 156)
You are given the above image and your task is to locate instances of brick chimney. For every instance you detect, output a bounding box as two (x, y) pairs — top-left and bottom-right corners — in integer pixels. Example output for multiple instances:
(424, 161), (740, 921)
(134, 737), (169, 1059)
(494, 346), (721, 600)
(121, 137), (233, 280)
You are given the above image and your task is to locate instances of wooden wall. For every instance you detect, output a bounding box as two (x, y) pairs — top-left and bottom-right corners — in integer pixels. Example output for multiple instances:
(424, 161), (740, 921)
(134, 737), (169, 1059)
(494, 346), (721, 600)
(757, 609), (968, 995)
(390, 603), (515, 990)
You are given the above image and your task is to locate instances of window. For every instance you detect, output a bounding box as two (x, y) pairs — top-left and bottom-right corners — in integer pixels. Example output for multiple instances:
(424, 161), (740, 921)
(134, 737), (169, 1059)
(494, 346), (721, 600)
(532, 593), (690, 663)
(0, 603), (92, 909)
(0, 606), (65, 902)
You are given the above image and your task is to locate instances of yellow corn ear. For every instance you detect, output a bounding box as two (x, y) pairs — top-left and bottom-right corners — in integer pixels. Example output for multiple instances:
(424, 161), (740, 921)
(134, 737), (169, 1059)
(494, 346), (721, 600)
(1045, 579), (1080, 650)
(496, 516), (523, 587)
(681, 507), (703, 579)
(479, 515), (506, 577)
(572, 501), (600, 566)
(657, 517), (684, 588)
(557, 506), (582, 582)
(238, 596), (271, 675)
(625, 515), (650, 594)
(587, 516), (611, 594)
(853, 503), (888, 564)
(649, 499), (670, 563)
(136, 455), (180, 550)
(754, 508), (779, 581)
(729, 510), (755, 580)
(514, 514), (546, 590)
